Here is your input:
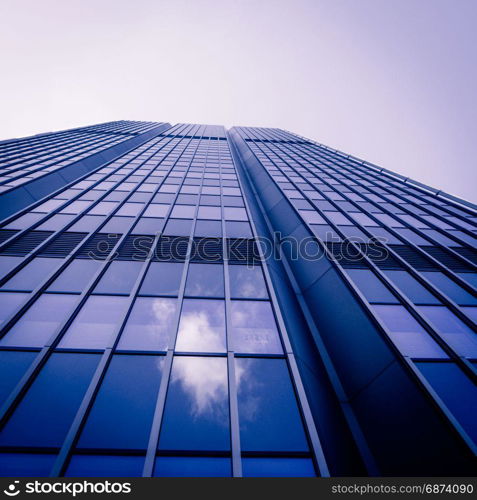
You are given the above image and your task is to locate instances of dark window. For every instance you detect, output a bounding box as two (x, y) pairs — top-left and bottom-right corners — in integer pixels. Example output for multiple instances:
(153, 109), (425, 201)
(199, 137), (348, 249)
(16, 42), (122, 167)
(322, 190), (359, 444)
(65, 455), (144, 477)
(154, 457), (231, 477)
(383, 270), (440, 304)
(0, 454), (56, 477)
(140, 262), (183, 296)
(159, 357), (229, 451)
(0, 353), (100, 447)
(242, 457), (315, 477)
(235, 358), (309, 452)
(0, 351), (37, 403)
(78, 355), (164, 450)
(416, 362), (477, 444)
(346, 269), (398, 303)
(93, 261), (143, 295)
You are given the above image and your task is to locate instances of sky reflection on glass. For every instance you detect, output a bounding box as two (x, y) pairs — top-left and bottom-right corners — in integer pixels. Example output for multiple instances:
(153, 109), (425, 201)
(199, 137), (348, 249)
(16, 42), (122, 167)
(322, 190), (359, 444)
(159, 356), (229, 451)
(175, 299), (226, 353)
(117, 297), (176, 351)
(229, 265), (268, 299)
(185, 263), (224, 298)
(230, 300), (282, 354)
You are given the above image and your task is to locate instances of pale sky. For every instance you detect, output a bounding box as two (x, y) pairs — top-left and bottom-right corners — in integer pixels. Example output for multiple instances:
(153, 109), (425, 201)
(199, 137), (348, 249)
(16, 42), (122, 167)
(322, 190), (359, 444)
(1, 0), (476, 202)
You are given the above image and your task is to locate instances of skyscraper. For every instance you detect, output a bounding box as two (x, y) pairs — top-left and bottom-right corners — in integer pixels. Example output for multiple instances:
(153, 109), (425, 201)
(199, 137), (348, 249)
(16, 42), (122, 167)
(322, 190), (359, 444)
(0, 121), (475, 477)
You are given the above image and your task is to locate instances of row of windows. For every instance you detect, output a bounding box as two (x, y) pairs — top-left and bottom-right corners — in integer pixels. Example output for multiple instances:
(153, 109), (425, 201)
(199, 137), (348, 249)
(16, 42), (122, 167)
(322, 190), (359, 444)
(0, 352), (313, 476)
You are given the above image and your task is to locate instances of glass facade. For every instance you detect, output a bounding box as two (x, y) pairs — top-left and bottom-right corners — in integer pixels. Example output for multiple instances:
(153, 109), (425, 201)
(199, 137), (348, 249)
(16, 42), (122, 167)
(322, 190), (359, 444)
(0, 121), (475, 477)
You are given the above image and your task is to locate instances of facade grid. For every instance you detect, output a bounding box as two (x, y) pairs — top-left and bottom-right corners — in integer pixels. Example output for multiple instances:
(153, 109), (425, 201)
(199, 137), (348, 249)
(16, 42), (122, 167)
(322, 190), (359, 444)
(0, 120), (475, 477)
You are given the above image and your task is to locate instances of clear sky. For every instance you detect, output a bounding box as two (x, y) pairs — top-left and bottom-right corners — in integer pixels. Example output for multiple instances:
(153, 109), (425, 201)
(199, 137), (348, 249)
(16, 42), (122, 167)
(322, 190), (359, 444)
(1, 0), (476, 202)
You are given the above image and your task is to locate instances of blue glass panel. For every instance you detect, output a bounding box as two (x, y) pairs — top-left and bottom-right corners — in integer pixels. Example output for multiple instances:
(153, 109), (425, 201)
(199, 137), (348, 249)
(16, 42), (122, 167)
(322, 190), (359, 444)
(131, 217), (164, 235)
(421, 272), (477, 306)
(0, 453), (56, 477)
(93, 261), (143, 294)
(185, 264), (224, 298)
(0, 351), (36, 403)
(372, 305), (447, 358)
(0, 353), (100, 447)
(417, 306), (477, 358)
(1, 258), (60, 291)
(159, 357), (229, 451)
(230, 301), (282, 354)
(66, 455), (144, 477)
(229, 265), (268, 299)
(0, 256), (23, 279)
(235, 358), (309, 452)
(101, 216), (135, 233)
(194, 220), (222, 237)
(154, 456), (231, 477)
(0, 294), (79, 348)
(347, 269), (399, 303)
(416, 362), (477, 444)
(140, 262), (183, 296)
(225, 221), (252, 238)
(0, 292), (28, 328)
(58, 296), (129, 349)
(163, 219), (193, 236)
(78, 355), (164, 450)
(175, 299), (226, 353)
(48, 259), (101, 293)
(118, 297), (177, 351)
(242, 457), (316, 477)
(383, 270), (440, 304)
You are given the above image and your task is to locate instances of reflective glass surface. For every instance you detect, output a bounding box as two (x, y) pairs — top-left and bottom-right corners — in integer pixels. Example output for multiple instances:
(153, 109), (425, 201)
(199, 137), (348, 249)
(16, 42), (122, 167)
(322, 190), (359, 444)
(229, 265), (268, 299)
(185, 263), (224, 298)
(159, 356), (229, 451)
(175, 299), (226, 353)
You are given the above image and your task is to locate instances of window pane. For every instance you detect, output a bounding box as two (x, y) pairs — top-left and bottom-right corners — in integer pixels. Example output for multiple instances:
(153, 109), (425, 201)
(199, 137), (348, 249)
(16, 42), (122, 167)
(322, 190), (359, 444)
(224, 207), (248, 221)
(0, 256), (23, 278)
(66, 455), (143, 477)
(417, 306), (477, 358)
(0, 292), (29, 328)
(416, 362), (477, 444)
(421, 272), (477, 306)
(235, 358), (308, 452)
(1, 294), (79, 348)
(154, 457), (231, 477)
(93, 261), (142, 294)
(48, 259), (101, 293)
(143, 204), (169, 218)
(0, 353), (100, 447)
(229, 265), (268, 299)
(0, 454), (56, 477)
(185, 264), (224, 298)
(140, 262), (183, 296)
(118, 298), (177, 351)
(1, 258), (60, 292)
(197, 206), (221, 220)
(225, 221), (252, 238)
(163, 218), (193, 236)
(131, 217), (164, 235)
(59, 296), (129, 349)
(194, 220), (222, 237)
(372, 305), (448, 358)
(346, 269), (398, 303)
(175, 299), (226, 353)
(171, 205), (195, 219)
(78, 355), (164, 449)
(0, 351), (36, 403)
(159, 357), (229, 451)
(242, 457), (315, 477)
(230, 301), (282, 354)
(383, 270), (440, 304)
